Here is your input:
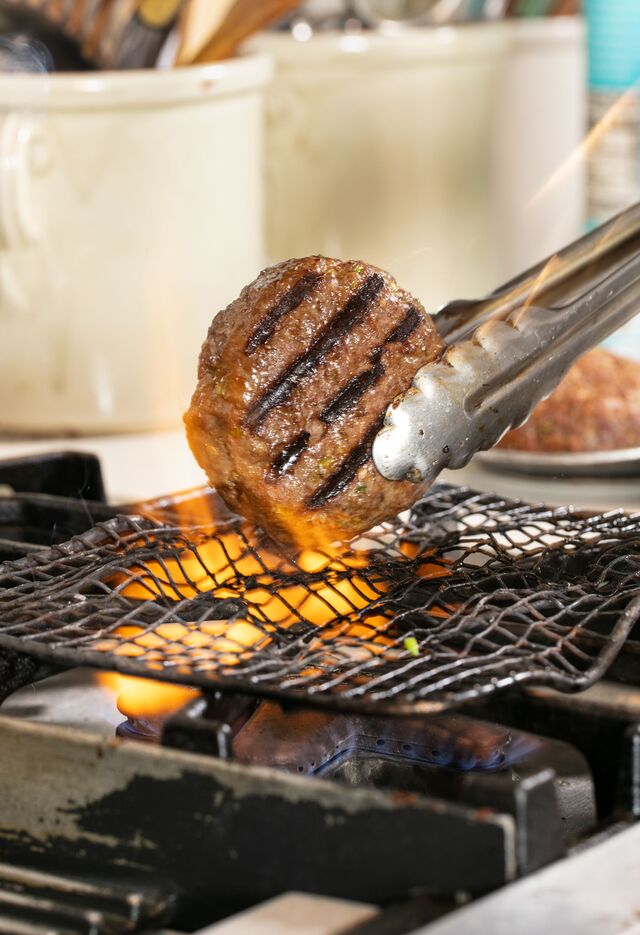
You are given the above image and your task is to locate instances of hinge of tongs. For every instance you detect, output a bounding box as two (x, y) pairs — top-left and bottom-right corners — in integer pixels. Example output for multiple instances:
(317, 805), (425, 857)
(373, 203), (640, 484)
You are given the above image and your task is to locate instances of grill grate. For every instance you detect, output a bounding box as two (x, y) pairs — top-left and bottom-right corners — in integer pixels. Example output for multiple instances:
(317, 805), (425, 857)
(0, 484), (639, 714)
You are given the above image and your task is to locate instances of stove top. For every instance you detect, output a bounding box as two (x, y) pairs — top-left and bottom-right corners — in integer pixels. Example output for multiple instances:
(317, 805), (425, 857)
(0, 451), (637, 935)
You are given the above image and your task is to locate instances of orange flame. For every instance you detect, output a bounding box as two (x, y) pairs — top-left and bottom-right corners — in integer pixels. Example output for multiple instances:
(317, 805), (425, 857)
(96, 672), (198, 719)
(92, 489), (403, 719)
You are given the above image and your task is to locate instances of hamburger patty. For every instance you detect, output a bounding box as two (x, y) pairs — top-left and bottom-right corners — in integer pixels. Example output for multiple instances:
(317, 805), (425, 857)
(498, 348), (640, 453)
(185, 256), (444, 547)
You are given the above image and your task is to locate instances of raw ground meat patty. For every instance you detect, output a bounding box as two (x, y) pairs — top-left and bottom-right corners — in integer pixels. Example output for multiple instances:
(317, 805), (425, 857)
(185, 256), (444, 547)
(498, 348), (640, 452)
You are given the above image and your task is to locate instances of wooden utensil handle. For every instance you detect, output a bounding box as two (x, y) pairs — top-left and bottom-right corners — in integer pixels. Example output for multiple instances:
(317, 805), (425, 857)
(192, 0), (302, 64)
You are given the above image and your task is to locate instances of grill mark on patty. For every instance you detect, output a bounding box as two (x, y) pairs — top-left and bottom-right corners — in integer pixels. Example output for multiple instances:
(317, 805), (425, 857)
(274, 306), (416, 468)
(386, 306), (422, 344)
(271, 431), (310, 477)
(319, 305), (423, 425)
(307, 415), (385, 509)
(245, 274), (385, 429)
(245, 273), (323, 354)
(320, 357), (385, 425)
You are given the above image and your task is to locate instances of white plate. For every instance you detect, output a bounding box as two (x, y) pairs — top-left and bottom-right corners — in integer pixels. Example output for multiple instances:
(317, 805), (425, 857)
(476, 446), (640, 478)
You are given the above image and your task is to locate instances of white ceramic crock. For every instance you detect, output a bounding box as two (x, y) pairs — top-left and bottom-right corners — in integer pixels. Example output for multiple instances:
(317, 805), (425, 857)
(0, 55), (271, 435)
(495, 16), (586, 281)
(258, 26), (509, 314)
(259, 20), (587, 311)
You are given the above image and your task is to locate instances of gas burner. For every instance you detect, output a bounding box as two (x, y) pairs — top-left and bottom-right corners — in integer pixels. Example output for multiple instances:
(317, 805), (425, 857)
(99, 684), (598, 852)
(116, 714), (161, 741)
(120, 691), (537, 771)
(158, 692), (597, 851)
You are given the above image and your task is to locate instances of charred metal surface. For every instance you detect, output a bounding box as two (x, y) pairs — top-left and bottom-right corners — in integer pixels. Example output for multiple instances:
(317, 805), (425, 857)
(0, 494), (116, 561)
(0, 452), (114, 704)
(604, 633), (640, 686)
(0, 493), (115, 546)
(0, 650), (60, 705)
(622, 725), (640, 818)
(0, 451), (106, 503)
(475, 683), (640, 820)
(0, 450), (111, 562)
(0, 861), (173, 935)
(324, 745), (592, 859)
(162, 693), (258, 758)
(163, 698), (587, 870)
(0, 715), (515, 925)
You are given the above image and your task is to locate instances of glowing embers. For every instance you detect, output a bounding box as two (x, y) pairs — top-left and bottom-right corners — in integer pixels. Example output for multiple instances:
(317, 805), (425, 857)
(95, 619), (269, 669)
(91, 510), (397, 678)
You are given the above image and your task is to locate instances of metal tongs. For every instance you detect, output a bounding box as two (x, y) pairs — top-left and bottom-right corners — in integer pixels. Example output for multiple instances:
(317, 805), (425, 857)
(373, 202), (640, 483)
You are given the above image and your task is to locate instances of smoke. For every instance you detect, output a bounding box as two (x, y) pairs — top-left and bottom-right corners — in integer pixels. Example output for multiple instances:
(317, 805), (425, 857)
(0, 34), (53, 72)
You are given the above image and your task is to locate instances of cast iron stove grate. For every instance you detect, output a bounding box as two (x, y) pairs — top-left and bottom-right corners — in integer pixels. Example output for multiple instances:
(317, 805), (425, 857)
(0, 484), (639, 715)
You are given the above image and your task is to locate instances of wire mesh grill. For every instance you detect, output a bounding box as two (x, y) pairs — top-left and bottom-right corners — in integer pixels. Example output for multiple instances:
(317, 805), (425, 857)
(0, 484), (639, 714)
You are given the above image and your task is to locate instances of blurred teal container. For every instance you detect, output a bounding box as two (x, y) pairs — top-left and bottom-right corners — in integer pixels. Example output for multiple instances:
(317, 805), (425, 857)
(586, 0), (640, 360)
(587, 0), (640, 90)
